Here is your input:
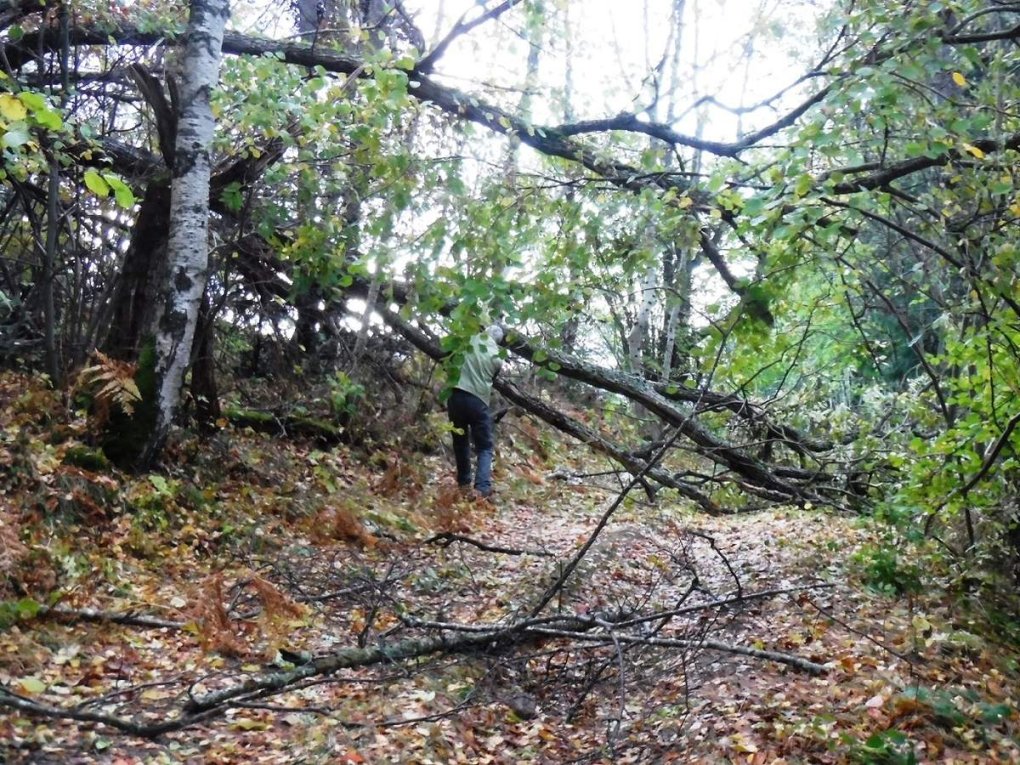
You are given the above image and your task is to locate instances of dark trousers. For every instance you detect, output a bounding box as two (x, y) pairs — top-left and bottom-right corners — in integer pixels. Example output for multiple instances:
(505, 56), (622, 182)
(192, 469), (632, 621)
(447, 388), (494, 495)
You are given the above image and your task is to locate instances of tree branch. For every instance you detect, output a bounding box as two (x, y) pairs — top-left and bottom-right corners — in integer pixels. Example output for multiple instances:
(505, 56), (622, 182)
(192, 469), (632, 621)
(423, 531), (553, 557)
(417, 0), (525, 74)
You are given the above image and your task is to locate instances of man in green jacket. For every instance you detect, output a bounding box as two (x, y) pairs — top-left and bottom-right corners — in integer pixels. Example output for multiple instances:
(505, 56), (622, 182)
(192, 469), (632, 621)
(448, 325), (503, 497)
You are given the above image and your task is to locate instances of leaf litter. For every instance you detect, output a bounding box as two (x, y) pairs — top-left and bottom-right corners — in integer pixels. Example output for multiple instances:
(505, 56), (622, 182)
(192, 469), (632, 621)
(0, 372), (1017, 763)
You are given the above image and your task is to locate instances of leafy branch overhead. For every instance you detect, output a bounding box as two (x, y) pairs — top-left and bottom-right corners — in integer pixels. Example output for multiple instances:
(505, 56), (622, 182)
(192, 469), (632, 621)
(0, 0), (1019, 760)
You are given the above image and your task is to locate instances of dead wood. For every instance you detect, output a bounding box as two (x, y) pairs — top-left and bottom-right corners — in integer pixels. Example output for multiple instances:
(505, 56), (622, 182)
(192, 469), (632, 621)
(424, 531), (554, 557)
(380, 309), (838, 509)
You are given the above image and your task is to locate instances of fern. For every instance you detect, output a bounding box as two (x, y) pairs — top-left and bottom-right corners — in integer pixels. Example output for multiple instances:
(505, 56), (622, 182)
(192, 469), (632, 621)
(77, 350), (142, 418)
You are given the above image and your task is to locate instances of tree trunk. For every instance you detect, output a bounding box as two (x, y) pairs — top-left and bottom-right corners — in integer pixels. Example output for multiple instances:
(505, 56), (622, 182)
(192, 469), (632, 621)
(190, 289), (221, 428)
(661, 242), (693, 381)
(627, 257), (658, 377)
(139, 0), (229, 468)
(101, 180), (171, 360)
(41, 3), (70, 384)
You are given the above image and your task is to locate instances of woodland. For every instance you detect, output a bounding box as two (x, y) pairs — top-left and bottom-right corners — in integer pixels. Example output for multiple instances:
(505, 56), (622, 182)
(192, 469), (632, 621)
(0, 0), (1019, 761)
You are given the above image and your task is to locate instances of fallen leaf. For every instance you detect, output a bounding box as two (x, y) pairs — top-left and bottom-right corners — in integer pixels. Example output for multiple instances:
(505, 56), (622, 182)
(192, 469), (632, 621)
(18, 676), (46, 694)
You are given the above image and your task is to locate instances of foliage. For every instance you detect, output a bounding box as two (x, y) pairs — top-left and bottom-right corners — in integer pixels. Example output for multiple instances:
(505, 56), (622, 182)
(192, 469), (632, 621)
(853, 541), (923, 597)
(75, 351), (142, 421)
(1, 0), (1020, 756)
(327, 370), (365, 419)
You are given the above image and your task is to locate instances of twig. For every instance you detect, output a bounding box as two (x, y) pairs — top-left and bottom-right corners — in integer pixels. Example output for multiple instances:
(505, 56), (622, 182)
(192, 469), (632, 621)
(801, 596), (916, 664)
(924, 410), (1020, 536)
(416, 0), (525, 73)
(528, 425), (688, 618)
(39, 605), (185, 630)
(960, 410), (1020, 496)
(404, 583), (836, 636)
(522, 627), (828, 675)
(613, 583), (835, 631)
(687, 529), (743, 599)
(423, 531), (553, 557)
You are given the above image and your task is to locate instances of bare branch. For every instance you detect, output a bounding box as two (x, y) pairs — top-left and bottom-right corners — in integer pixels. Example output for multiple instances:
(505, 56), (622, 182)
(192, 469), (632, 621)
(417, 0), (526, 74)
(423, 531), (554, 557)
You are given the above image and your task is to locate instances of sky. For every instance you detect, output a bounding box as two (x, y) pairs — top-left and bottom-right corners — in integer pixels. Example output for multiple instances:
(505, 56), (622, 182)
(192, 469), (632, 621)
(224, 0), (835, 339)
(229, 0), (831, 144)
(414, 0), (830, 142)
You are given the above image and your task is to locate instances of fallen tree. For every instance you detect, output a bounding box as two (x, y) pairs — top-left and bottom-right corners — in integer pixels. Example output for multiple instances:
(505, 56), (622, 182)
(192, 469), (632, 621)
(2, 569), (832, 737)
(380, 308), (844, 510)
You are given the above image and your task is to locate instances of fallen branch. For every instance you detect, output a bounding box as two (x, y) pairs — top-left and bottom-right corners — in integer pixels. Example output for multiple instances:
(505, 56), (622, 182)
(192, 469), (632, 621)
(182, 631), (501, 715)
(399, 614), (828, 675)
(0, 686), (224, 737)
(523, 626), (829, 675)
(2, 576), (833, 737)
(39, 605), (185, 630)
(380, 309), (726, 511)
(423, 531), (554, 557)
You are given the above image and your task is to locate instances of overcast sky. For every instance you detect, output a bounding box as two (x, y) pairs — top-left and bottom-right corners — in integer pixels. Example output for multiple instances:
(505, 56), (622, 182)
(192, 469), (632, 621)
(416, 0), (831, 141)
(228, 0), (831, 142)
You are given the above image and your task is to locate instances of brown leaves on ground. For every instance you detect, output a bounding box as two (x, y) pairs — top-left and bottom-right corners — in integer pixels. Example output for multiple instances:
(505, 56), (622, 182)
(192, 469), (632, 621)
(0, 371), (1018, 763)
(307, 504), (377, 547)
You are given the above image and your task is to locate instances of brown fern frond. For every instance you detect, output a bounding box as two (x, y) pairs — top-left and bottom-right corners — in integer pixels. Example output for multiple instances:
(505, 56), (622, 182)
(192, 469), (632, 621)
(188, 572), (247, 658)
(0, 506), (29, 596)
(76, 350), (142, 419)
(249, 575), (305, 621)
(307, 505), (376, 547)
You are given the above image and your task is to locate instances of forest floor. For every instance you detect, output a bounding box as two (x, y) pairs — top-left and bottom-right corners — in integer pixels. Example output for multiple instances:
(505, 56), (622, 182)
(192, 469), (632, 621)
(1, 371), (1019, 764)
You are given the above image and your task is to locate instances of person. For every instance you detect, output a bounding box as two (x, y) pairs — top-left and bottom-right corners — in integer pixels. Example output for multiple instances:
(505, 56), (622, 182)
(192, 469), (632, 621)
(447, 324), (504, 498)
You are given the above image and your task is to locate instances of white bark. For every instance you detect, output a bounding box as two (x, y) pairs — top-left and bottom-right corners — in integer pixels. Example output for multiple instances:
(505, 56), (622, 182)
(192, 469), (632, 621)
(143, 0), (229, 465)
(661, 245), (692, 380)
(627, 255), (659, 376)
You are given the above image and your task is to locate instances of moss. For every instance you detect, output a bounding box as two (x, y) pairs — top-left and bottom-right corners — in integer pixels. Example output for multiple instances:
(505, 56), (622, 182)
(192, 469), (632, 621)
(62, 445), (110, 471)
(224, 407), (345, 444)
(101, 338), (159, 469)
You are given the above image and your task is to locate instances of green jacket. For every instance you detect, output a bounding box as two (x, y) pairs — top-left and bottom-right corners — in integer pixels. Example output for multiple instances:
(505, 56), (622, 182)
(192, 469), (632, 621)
(454, 333), (502, 405)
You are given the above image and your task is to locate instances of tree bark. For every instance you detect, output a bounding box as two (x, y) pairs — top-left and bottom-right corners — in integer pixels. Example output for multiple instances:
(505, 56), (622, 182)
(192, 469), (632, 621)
(101, 180), (171, 360)
(139, 0), (229, 468)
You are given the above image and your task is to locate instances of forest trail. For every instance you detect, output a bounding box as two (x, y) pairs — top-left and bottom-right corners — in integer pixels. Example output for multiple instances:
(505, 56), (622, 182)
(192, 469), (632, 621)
(1, 385), (1018, 763)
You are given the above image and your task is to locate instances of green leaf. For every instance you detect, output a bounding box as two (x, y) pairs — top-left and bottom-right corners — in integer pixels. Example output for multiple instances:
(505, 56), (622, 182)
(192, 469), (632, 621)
(104, 174), (136, 209)
(18, 676), (46, 694)
(980, 703), (1012, 723)
(230, 717), (269, 731)
(1, 123), (31, 150)
(15, 597), (41, 618)
(33, 107), (62, 130)
(83, 169), (111, 197)
(149, 475), (170, 495)
(18, 91), (47, 111)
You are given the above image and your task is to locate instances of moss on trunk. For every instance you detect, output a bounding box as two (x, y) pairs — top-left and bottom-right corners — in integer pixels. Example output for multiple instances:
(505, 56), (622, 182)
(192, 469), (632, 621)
(100, 339), (159, 469)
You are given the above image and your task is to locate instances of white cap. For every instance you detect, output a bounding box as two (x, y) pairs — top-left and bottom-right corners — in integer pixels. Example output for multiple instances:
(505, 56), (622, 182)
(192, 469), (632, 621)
(487, 324), (504, 343)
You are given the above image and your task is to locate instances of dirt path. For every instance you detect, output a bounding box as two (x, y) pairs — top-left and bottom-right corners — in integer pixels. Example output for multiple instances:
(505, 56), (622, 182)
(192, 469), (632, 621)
(1, 437), (1018, 763)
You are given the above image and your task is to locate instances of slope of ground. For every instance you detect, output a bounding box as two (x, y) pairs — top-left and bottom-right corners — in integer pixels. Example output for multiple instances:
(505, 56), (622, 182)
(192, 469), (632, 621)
(0, 371), (1017, 763)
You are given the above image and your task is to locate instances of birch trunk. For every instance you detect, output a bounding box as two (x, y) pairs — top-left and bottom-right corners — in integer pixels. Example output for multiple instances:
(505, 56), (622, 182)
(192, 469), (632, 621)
(140, 0), (229, 467)
(626, 257), (658, 377)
